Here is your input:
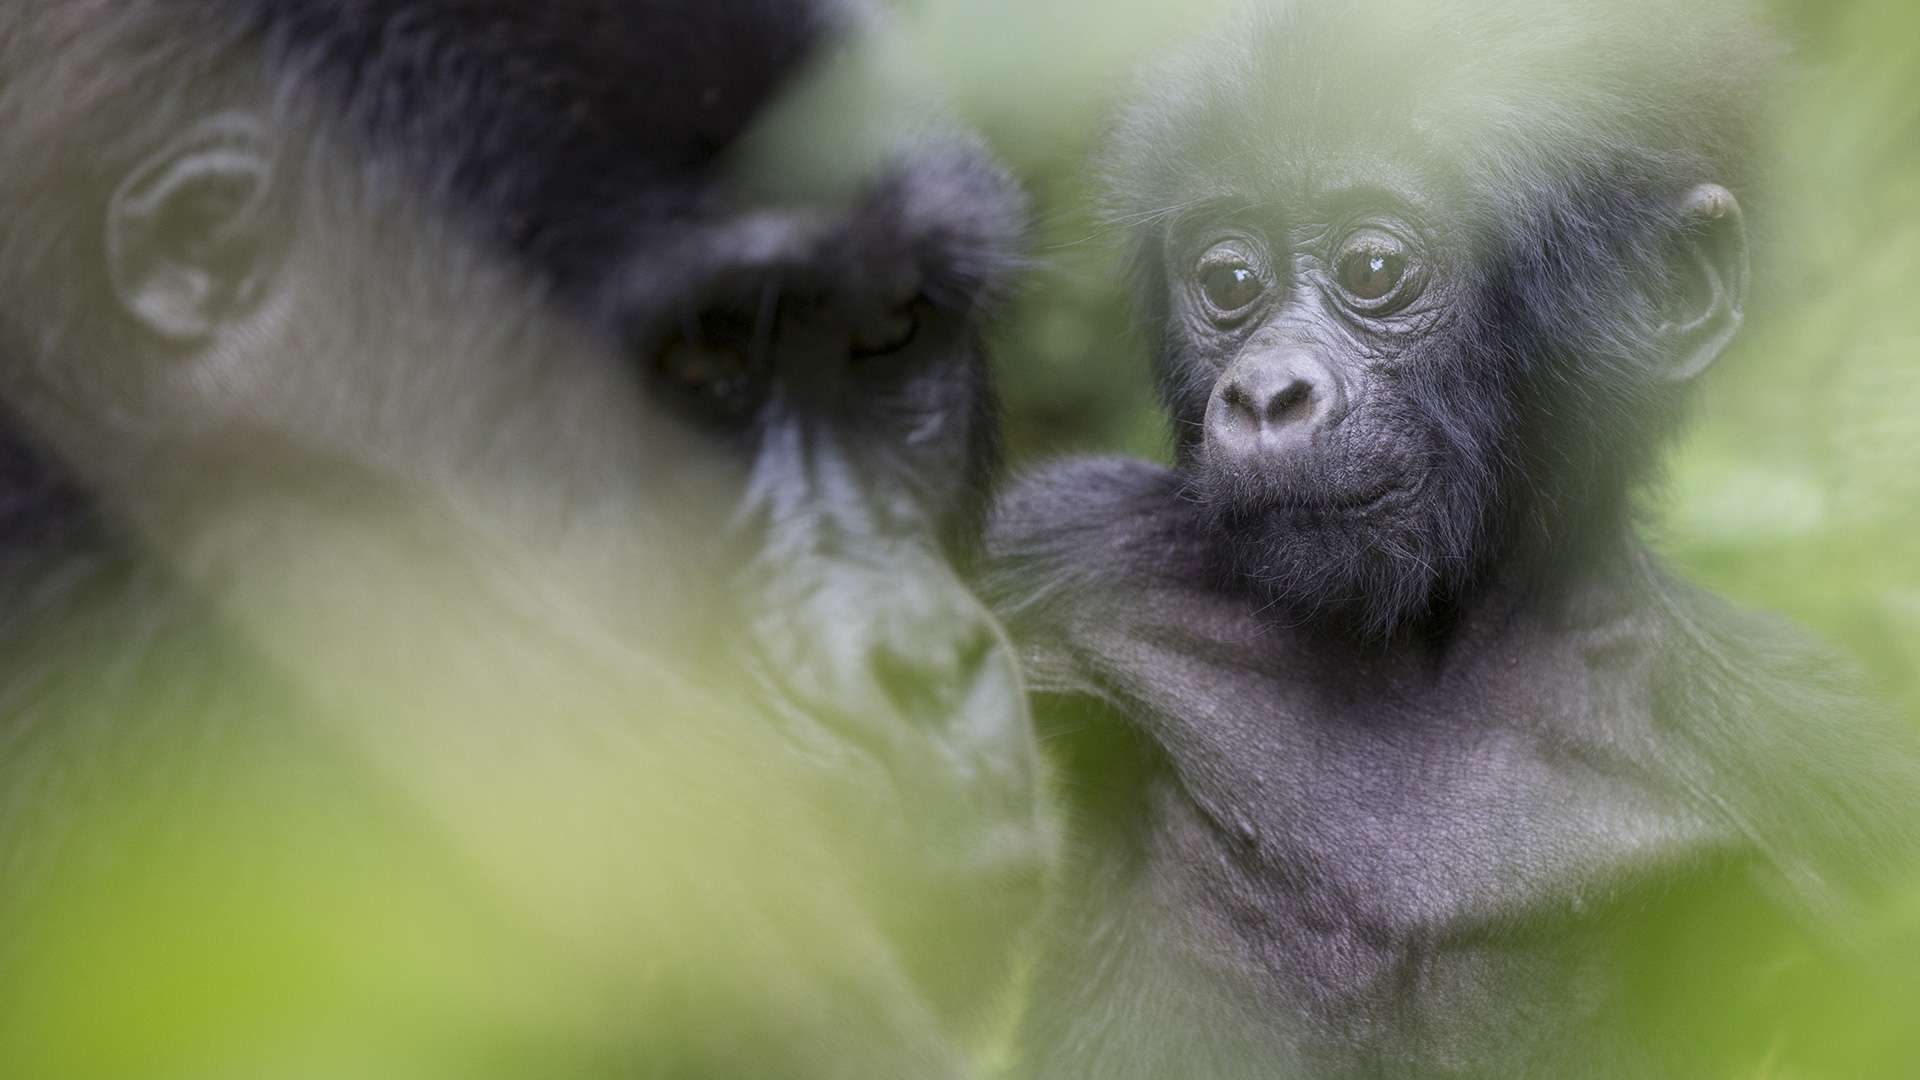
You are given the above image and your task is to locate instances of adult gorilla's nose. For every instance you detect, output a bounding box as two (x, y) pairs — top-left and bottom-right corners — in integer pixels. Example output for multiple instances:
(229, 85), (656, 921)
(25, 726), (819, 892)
(746, 555), (1046, 935)
(744, 551), (1033, 784)
(868, 608), (1006, 731)
(1206, 350), (1347, 464)
(848, 573), (1033, 782)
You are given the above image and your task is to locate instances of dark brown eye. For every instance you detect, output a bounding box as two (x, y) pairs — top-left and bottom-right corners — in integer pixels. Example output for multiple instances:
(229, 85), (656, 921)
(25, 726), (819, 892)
(1334, 234), (1413, 307)
(851, 299), (926, 359)
(1200, 262), (1265, 314)
(656, 313), (762, 423)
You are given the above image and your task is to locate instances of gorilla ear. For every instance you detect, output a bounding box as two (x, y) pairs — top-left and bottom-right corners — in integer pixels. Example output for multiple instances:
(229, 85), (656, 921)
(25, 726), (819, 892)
(107, 113), (278, 343)
(1656, 183), (1749, 382)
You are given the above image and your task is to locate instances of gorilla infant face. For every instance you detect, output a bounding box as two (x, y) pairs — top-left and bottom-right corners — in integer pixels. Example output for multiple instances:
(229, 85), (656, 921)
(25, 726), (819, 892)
(1122, 0), (1750, 636)
(1173, 194), (1465, 563)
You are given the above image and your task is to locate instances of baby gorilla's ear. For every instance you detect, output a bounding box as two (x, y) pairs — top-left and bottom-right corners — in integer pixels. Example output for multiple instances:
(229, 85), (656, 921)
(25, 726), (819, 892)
(1656, 182), (1749, 382)
(107, 112), (280, 343)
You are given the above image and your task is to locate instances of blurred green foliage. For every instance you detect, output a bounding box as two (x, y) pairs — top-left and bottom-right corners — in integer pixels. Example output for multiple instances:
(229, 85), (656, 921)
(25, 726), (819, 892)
(4, 2), (1915, 1076)
(1661, 0), (1920, 717)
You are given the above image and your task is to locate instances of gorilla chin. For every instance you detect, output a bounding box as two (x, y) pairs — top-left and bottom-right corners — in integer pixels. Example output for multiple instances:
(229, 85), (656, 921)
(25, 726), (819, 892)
(1204, 497), (1456, 639)
(1194, 436), (1471, 638)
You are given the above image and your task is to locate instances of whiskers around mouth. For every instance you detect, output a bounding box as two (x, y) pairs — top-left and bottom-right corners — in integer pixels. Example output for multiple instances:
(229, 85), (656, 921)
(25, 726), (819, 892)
(1217, 476), (1415, 523)
(1194, 441), (1425, 520)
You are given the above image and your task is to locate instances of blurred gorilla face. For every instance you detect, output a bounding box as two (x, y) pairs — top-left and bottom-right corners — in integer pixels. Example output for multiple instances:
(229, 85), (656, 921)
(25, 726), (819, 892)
(0, 0), (1049, 1069)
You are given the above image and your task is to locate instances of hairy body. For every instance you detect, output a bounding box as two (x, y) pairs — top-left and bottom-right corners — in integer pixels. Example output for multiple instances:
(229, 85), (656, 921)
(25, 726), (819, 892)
(989, 1), (1920, 1075)
(996, 460), (1913, 1077)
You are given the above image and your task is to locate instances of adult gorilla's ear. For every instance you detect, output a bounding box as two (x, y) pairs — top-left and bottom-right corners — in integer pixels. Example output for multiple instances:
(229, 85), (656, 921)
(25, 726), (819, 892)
(107, 112), (279, 344)
(1656, 182), (1749, 382)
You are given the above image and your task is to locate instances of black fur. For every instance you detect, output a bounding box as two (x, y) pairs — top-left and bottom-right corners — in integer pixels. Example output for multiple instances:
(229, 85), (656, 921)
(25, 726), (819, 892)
(989, 1), (1920, 1076)
(0, 1), (1047, 1074)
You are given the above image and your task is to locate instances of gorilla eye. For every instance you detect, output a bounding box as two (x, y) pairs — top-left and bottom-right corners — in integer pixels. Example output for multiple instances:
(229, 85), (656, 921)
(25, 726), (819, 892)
(657, 314), (764, 423)
(1194, 239), (1272, 320)
(851, 299), (926, 360)
(1201, 264), (1264, 313)
(1334, 232), (1417, 310)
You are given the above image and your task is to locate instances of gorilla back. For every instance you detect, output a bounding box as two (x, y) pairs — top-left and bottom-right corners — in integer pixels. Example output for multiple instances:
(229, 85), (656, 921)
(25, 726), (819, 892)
(988, 1), (1920, 1076)
(0, 0), (1049, 1074)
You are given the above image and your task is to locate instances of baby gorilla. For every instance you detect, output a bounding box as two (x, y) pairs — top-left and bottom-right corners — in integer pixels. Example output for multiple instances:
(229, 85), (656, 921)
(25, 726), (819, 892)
(989, 1), (1920, 1076)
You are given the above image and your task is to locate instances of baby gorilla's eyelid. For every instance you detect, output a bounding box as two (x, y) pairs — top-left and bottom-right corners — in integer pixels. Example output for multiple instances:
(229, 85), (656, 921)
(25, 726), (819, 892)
(1195, 237), (1259, 268)
(1196, 252), (1250, 273)
(1331, 216), (1422, 253)
(1336, 224), (1410, 251)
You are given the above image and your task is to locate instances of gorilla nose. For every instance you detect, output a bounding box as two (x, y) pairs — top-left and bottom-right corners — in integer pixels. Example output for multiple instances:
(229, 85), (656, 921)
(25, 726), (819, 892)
(1206, 352), (1345, 462)
(867, 612), (1008, 730)
(751, 559), (1028, 755)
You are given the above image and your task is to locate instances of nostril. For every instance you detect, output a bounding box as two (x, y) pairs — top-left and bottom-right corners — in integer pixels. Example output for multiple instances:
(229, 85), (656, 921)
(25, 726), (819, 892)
(869, 645), (928, 722)
(868, 622), (997, 725)
(953, 624), (998, 684)
(1266, 378), (1313, 422)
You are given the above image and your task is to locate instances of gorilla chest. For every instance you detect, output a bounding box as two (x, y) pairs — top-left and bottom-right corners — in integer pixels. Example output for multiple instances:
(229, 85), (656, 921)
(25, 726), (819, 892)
(1094, 620), (1672, 1039)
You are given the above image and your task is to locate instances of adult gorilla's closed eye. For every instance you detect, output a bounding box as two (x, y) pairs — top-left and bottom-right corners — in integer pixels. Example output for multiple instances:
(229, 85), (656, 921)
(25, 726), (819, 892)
(0, 0), (1047, 1073)
(989, 0), (1920, 1076)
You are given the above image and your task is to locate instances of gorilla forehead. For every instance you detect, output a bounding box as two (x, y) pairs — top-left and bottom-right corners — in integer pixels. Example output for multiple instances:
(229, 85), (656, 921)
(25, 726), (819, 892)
(233, 0), (839, 170)
(221, 0), (1020, 305)
(218, 0), (859, 281)
(1107, 0), (1775, 221)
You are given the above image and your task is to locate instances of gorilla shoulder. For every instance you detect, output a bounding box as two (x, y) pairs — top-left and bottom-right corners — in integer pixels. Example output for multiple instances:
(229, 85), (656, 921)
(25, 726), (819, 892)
(1650, 567), (1920, 899)
(983, 456), (1214, 638)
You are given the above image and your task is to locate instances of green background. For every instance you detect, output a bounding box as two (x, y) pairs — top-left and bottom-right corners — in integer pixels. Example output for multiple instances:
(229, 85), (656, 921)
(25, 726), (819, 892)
(4, 2), (1915, 1075)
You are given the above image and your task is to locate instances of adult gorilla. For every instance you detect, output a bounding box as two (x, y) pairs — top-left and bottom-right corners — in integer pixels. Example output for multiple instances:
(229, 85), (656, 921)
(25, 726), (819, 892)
(0, 0), (1050, 1074)
(989, 1), (1920, 1076)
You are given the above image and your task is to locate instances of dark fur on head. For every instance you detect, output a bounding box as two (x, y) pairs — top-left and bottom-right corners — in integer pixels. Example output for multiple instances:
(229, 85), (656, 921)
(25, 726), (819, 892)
(1, 0), (1026, 567)
(1102, 0), (1781, 638)
(1, 2), (1048, 1070)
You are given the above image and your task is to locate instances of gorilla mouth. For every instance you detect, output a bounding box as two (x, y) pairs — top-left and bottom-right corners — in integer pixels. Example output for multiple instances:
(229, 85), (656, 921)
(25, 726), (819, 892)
(1238, 473), (1409, 518)
(1299, 482), (1401, 513)
(1198, 446), (1414, 519)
